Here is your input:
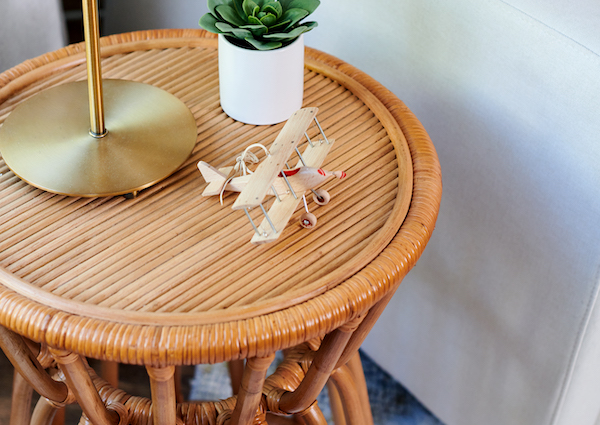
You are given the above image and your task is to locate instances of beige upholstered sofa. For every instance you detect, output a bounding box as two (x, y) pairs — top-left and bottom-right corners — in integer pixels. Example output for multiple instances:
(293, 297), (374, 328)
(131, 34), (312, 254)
(306, 2), (600, 425)
(5, 1), (600, 424)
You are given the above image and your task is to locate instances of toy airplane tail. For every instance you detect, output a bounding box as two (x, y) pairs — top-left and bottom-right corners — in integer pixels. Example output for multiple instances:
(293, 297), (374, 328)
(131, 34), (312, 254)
(198, 161), (225, 182)
(197, 161), (232, 196)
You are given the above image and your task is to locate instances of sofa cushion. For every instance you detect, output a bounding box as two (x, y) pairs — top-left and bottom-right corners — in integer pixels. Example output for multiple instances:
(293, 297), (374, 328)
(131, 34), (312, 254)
(307, 1), (600, 424)
(506, 0), (600, 55)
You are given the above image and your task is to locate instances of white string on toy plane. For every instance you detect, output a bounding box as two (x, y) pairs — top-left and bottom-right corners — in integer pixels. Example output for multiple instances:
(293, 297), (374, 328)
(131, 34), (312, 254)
(219, 143), (270, 205)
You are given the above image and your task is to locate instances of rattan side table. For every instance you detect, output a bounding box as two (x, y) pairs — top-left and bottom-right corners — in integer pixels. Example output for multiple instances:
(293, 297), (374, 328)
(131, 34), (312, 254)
(0, 29), (442, 425)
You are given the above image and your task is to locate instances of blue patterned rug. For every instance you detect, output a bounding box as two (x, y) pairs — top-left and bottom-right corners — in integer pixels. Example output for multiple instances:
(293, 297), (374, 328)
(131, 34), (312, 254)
(189, 350), (443, 425)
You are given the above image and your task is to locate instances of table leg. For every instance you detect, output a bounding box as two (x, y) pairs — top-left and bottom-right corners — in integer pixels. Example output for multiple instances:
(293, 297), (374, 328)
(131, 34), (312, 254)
(329, 365), (368, 425)
(31, 397), (61, 425)
(146, 365), (178, 425)
(326, 380), (347, 425)
(51, 407), (66, 425)
(347, 352), (374, 425)
(229, 359), (245, 395)
(279, 317), (362, 414)
(294, 403), (328, 425)
(265, 413), (303, 424)
(230, 354), (275, 425)
(99, 361), (119, 389)
(50, 349), (120, 425)
(0, 327), (69, 404)
(10, 370), (34, 425)
(336, 288), (398, 369)
(77, 415), (93, 425)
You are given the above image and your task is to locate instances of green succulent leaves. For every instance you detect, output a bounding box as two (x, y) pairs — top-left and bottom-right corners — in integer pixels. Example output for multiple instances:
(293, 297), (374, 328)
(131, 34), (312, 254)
(200, 0), (320, 50)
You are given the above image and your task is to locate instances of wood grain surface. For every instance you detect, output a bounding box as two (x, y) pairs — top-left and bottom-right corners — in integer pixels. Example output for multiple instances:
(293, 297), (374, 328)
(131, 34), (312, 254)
(0, 30), (441, 366)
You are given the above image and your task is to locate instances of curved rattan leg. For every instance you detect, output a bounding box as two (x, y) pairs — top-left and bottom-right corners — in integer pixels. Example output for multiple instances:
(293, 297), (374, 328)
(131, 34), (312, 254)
(326, 381), (347, 425)
(77, 414), (92, 425)
(228, 359), (245, 396)
(0, 327), (69, 403)
(294, 403), (327, 425)
(50, 349), (120, 425)
(265, 413), (302, 424)
(51, 408), (66, 425)
(230, 354), (274, 425)
(10, 370), (34, 425)
(278, 317), (363, 414)
(328, 365), (366, 425)
(346, 353), (373, 425)
(30, 397), (60, 425)
(100, 361), (119, 389)
(174, 366), (185, 403)
(146, 365), (177, 425)
(337, 288), (398, 369)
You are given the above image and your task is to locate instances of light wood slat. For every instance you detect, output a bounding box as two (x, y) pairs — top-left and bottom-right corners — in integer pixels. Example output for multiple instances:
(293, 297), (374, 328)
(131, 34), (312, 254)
(109, 119), (394, 304)
(82, 137), (390, 312)
(88, 138), (393, 311)
(126, 132), (393, 312)
(159, 151), (397, 313)
(25, 174), (203, 288)
(0, 30), (424, 329)
(212, 186), (397, 309)
(102, 48), (194, 82)
(0, 51), (151, 118)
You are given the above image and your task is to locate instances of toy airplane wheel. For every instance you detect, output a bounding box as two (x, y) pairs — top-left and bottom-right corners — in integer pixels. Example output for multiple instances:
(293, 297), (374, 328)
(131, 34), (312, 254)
(300, 212), (317, 229)
(312, 189), (330, 206)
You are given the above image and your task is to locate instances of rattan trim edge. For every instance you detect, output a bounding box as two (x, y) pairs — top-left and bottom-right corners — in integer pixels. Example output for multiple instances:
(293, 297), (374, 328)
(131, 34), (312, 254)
(0, 30), (413, 325)
(0, 29), (442, 364)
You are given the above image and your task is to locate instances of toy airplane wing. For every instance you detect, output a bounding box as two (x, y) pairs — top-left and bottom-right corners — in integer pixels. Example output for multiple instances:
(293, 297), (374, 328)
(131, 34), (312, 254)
(232, 107), (318, 210)
(293, 134), (335, 169)
(250, 194), (303, 245)
(247, 135), (336, 245)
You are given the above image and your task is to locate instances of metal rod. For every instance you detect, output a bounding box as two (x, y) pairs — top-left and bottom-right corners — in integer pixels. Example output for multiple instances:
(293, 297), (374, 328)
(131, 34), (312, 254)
(259, 204), (277, 233)
(281, 172), (297, 199)
(82, 0), (107, 137)
(313, 117), (329, 144)
(304, 132), (315, 148)
(302, 195), (309, 213)
(271, 185), (281, 202)
(295, 147), (307, 166)
(244, 208), (262, 236)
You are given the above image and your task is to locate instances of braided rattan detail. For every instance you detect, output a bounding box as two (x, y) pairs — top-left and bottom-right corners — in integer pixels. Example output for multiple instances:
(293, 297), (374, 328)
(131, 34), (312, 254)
(80, 342), (331, 425)
(0, 29), (442, 366)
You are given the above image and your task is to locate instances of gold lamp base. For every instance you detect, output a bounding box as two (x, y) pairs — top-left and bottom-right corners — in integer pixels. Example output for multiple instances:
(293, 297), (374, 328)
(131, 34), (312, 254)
(0, 80), (197, 197)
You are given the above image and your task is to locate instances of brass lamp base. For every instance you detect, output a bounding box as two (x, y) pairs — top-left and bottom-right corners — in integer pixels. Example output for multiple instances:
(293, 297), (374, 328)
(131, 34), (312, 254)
(0, 80), (197, 197)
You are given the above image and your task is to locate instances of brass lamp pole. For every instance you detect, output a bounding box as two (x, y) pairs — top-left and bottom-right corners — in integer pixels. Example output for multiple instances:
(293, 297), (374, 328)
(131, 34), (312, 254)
(82, 0), (106, 138)
(0, 0), (197, 197)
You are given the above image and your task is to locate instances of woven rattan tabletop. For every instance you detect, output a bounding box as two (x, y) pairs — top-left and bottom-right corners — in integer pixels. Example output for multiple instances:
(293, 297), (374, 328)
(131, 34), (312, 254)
(0, 30), (441, 365)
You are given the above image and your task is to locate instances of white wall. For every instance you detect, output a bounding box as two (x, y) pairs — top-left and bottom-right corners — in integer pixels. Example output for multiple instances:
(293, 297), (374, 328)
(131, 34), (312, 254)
(0, 0), (66, 72)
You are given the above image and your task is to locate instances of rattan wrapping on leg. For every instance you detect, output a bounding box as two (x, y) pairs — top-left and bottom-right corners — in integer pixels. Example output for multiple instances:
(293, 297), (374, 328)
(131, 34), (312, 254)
(10, 371), (34, 425)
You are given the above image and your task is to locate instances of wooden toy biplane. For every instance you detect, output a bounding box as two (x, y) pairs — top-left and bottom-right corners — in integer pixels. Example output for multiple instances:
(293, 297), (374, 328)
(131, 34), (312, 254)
(197, 107), (346, 245)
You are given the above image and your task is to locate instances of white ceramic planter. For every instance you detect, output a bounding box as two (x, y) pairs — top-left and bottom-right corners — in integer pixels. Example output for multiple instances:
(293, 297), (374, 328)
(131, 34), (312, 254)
(218, 34), (305, 125)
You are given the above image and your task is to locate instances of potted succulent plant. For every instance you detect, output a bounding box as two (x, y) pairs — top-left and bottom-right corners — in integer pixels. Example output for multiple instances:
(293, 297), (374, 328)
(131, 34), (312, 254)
(200, 0), (320, 125)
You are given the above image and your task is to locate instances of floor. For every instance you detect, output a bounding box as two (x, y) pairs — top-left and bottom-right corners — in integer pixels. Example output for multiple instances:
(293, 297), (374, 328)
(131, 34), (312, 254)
(0, 348), (443, 424)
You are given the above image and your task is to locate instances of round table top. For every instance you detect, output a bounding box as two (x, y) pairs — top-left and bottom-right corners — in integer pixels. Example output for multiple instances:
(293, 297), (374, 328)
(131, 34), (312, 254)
(0, 30), (441, 365)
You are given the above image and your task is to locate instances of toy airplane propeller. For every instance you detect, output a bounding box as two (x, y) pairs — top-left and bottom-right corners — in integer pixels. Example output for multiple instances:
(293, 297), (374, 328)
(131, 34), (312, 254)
(197, 107), (346, 245)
